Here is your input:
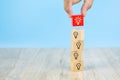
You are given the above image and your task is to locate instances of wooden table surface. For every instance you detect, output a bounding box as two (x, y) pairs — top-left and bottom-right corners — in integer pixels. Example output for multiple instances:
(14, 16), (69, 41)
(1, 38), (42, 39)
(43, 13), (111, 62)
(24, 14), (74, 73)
(0, 48), (120, 80)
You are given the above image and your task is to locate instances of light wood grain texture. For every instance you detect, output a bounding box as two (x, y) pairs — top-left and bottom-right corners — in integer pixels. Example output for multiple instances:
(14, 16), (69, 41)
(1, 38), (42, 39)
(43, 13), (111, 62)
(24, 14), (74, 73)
(70, 72), (84, 80)
(71, 29), (84, 41)
(71, 40), (84, 51)
(71, 60), (84, 71)
(0, 48), (120, 80)
(71, 29), (84, 72)
(71, 51), (83, 61)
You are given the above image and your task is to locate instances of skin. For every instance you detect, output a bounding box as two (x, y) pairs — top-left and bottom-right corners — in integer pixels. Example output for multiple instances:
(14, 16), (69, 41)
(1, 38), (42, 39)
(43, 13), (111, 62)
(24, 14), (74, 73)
(64, 0), (93, 17)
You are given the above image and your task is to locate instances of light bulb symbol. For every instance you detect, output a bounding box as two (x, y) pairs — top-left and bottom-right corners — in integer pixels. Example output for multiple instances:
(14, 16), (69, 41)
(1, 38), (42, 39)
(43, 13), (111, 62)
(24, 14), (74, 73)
(76, 41), (81, 49)
(74, 52), (78, 60)
(76, 63), (81, 70)
(73, 31), (78, 39)
(74, 16), (82, 25)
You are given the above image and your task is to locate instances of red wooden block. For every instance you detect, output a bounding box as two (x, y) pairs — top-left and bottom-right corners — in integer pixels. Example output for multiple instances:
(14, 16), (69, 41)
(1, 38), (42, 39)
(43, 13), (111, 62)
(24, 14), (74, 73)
(72, 15), (84, 26)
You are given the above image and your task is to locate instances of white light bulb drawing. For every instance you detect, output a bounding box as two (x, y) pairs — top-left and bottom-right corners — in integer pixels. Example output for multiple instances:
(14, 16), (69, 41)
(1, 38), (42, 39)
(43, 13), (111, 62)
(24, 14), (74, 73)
(76, 63), (81, 70)
(73, 31), (78, 39)
(76, 41), (81, 49)
(74, 16), (82, 25)
(74, 52), (78, 60)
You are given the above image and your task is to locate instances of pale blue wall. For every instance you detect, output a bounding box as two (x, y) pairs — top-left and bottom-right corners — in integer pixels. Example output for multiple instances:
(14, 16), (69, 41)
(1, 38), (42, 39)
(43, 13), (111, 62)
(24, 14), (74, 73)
(0, 0), (120, 48)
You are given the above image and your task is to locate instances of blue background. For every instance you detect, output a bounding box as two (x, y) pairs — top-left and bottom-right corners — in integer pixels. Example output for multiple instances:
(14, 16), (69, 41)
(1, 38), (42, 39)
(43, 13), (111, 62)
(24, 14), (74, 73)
(0, 0), (120, 48)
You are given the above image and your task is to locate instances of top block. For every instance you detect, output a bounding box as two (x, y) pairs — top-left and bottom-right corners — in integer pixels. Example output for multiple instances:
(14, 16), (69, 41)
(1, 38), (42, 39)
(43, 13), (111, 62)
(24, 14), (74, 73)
(72, 15), (84, 26)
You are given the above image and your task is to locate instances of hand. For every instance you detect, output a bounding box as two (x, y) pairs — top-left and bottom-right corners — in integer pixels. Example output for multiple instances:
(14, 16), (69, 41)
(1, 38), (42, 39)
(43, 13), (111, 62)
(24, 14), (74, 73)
(64, 0), (93, 17)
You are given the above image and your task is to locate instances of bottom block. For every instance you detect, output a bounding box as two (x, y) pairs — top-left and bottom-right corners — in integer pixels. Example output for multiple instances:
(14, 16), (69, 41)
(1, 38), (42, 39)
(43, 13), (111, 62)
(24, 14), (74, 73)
(71, 61), (84, 72)
(69, 72), (84, 80)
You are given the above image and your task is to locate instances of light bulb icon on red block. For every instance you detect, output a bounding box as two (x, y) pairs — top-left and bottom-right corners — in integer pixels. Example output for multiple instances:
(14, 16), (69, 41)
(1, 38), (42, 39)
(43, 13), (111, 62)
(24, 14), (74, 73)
(72, 15), (84, 26)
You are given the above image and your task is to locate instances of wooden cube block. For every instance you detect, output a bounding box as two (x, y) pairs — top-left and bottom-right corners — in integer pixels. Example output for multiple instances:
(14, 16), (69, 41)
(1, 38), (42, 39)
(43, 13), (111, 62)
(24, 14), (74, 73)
(71, 29), (84, 41)
(72, 15), (84, 26)
(71, 61), (84, 72)
(71, 40), (84, 51)
(71, 51), (83, 61)
(69, 72), (84, 80)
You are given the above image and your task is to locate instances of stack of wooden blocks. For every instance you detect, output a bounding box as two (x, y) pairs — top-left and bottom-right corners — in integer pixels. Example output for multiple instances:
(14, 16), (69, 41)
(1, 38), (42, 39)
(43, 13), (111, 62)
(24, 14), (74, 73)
(71, 29), (84, 72)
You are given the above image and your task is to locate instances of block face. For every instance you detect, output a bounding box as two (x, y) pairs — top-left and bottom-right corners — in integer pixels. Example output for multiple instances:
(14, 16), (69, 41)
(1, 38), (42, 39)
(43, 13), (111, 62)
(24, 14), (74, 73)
(72, 15), (84, 26)
(72, 29), (84, 41)
(70, 72), (84, 80)
(71, 40), (84, 51)
(71, 51), (83, 61)
(71, 61), (84, 72)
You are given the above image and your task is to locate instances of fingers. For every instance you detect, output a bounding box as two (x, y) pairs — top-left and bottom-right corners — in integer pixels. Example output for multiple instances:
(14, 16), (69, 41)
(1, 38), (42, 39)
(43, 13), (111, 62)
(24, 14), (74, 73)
(81, 0), (93, 16)
(64, 0), (72, 17)
(64, 0), (81, 17)
(72, 0), (81, 5)
(64, 0), (93, 17)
